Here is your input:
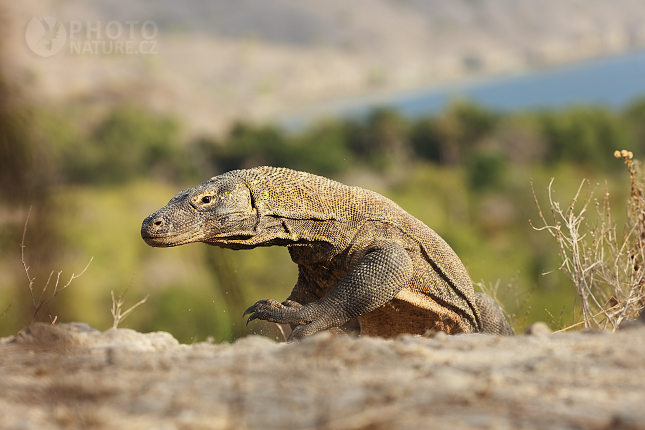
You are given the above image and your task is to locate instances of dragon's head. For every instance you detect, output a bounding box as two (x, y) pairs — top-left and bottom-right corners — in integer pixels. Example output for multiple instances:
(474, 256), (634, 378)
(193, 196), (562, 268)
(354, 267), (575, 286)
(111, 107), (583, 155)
(141, 174), (255, 247)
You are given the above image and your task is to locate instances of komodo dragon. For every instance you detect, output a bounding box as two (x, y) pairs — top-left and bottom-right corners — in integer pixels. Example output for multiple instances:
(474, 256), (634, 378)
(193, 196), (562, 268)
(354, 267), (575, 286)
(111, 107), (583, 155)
(141, 166), (514, 340)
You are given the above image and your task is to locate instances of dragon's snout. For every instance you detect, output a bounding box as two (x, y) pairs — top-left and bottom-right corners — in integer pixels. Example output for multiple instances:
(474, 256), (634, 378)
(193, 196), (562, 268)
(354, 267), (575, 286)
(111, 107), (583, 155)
(141, 212), (168, 245)
(144, 215), (164, 231)
(140, 208), (203, 248)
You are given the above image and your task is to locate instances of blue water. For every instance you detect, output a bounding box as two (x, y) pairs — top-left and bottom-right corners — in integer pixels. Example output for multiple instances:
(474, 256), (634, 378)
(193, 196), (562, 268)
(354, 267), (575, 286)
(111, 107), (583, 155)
(280, 50), (645, 129)
(391, 50), (645, 116)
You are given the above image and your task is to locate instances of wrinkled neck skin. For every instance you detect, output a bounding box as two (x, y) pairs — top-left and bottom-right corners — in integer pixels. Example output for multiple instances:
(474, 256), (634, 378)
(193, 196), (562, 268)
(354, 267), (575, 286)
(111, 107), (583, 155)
(203, 214), (294, 250)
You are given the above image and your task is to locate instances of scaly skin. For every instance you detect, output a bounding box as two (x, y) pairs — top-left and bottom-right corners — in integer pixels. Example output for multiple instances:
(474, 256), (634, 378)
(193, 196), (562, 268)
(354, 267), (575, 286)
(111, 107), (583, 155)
(141, 167), (513, 340)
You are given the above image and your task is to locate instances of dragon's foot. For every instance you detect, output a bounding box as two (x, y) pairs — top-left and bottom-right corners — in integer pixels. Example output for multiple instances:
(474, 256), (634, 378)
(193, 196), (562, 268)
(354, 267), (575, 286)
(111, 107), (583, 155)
(243, 299), (309, 326)
(243, 299), (334, 341)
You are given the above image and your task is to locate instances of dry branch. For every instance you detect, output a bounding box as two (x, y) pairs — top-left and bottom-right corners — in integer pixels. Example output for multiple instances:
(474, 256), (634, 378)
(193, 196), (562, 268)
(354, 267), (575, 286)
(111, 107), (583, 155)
(531, 150), (645, 331)
(111, 283), (149, 329)
(20, 207), (93, 325)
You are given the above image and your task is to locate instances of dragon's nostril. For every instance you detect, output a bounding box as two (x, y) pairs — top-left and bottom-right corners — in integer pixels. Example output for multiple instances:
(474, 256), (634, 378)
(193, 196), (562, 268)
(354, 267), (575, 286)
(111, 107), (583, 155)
(153, 220), (163, 227)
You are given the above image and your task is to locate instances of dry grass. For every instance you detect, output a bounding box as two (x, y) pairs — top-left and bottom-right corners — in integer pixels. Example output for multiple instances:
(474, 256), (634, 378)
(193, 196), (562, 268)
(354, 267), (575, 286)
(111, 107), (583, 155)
(531, 150), (645, 332)
(110, 282), (149, 329)
(21, 208), (93, 326)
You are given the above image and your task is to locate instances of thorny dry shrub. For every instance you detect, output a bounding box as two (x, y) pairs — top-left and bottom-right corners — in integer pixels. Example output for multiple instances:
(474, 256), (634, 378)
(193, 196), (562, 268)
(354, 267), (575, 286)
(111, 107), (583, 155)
(21, 208), (93, 326)
(532, 150), (645, 332)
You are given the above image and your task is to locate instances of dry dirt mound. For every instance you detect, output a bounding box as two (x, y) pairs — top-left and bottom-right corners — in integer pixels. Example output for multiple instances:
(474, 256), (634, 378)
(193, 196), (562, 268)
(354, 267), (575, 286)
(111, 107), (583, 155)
(1, 322), (644, 430)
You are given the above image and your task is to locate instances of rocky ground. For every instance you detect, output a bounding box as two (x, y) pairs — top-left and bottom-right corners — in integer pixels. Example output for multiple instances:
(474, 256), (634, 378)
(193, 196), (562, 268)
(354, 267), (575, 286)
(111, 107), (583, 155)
(1, 322), (644, 430)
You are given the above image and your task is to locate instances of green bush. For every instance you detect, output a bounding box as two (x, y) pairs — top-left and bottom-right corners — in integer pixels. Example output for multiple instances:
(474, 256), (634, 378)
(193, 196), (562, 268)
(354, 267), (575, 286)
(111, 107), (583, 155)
(537, 107), (630, 169)
(466, 149), (508, 191)
(431, 101), (499, 164)
(291, 121), (355, 175)
(410, 117), (442, 162)
(60, 106), (192, 184)
(200, 122), (291, 173)
(624, 97), (645, 152)
(197, 120), (354, 177)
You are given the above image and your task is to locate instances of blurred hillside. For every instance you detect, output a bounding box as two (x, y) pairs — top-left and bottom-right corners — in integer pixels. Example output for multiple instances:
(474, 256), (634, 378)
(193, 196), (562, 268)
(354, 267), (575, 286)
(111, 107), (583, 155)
(5, 0), (645, 135)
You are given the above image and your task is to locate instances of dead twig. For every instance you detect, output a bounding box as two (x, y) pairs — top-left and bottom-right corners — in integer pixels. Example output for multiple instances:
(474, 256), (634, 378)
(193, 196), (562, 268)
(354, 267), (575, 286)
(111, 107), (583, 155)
(21, 207), (93, 325)
(111, 278), (149, 329)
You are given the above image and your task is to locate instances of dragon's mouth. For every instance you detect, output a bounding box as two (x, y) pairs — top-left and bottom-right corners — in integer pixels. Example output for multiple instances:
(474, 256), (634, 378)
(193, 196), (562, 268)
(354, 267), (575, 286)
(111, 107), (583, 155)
(141, 230), (203, 248)
(140, 209), (252, 248)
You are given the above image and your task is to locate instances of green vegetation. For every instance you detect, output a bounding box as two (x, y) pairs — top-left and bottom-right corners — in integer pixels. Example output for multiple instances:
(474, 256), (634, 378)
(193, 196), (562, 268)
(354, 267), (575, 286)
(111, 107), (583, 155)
(3, 96), (645, 342)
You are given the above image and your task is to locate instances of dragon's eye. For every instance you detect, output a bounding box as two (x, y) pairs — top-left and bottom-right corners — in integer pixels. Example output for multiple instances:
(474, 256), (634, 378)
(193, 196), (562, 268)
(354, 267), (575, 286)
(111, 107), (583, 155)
(201, 196), (212, 204)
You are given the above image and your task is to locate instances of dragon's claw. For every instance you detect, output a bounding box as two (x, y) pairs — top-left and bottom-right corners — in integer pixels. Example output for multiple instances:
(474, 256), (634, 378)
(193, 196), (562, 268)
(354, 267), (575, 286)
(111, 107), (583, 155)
(242, 298), (310, 327)
(245, 312), (261, 325)
(242, 299), (283, 317)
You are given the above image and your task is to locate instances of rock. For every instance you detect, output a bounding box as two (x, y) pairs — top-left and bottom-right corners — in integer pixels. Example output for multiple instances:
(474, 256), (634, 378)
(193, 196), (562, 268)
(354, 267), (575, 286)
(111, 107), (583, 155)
(524, 322), (553, 336)
(1, 322), (645, 429)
